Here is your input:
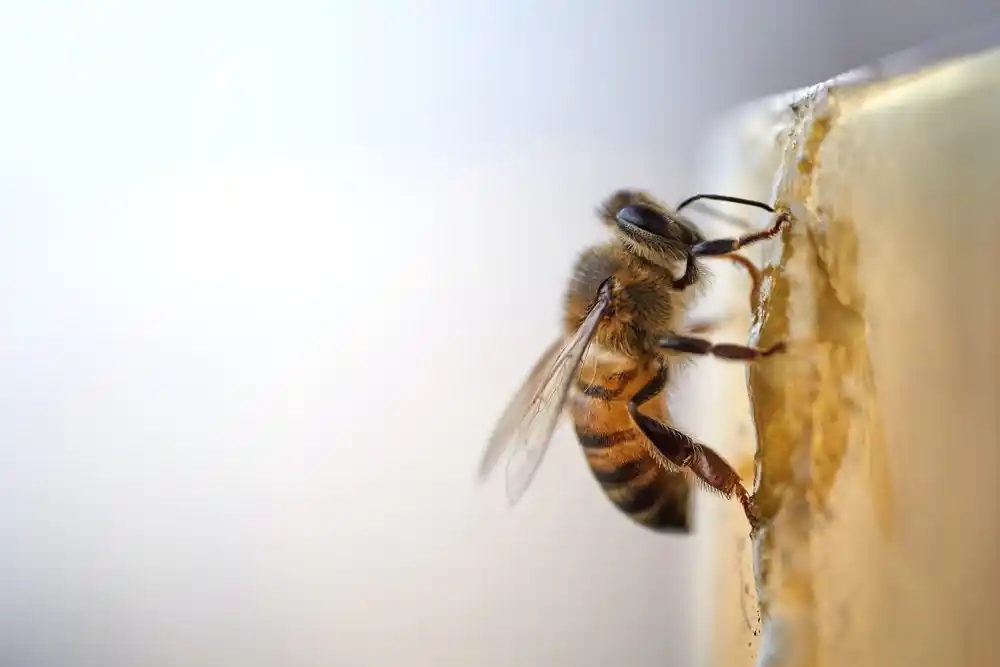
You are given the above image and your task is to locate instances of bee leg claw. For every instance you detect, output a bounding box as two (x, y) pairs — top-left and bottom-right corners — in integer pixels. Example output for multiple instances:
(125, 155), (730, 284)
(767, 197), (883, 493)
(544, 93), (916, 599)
(739, 492), (762, 533)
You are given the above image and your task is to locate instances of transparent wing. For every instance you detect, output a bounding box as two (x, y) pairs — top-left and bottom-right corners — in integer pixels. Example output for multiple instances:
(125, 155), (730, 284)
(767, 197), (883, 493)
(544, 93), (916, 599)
(479, 282), (612, 505)
(503, 296), (609, 503)
(476, 337), (564, 484)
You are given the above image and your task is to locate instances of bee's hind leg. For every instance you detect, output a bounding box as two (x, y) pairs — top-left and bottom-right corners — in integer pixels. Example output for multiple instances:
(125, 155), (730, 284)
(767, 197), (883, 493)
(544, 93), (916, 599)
(626, 362), (759, 530)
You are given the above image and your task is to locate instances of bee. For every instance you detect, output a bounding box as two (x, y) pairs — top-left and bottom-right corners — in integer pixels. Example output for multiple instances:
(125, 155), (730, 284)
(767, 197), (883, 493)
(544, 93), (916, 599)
(477, 189), (792, 531)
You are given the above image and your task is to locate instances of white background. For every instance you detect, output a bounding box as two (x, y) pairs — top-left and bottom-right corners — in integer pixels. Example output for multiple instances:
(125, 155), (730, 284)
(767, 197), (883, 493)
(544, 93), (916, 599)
(1, 2), (995, 666)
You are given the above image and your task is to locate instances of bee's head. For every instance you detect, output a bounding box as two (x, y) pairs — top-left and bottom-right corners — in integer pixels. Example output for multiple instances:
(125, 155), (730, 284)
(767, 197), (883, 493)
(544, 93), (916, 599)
(611, 200), (704, 269)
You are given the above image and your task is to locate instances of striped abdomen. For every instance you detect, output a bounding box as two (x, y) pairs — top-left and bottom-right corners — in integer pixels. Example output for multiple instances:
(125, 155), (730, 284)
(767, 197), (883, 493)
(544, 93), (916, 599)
(567, 350), (692, 532)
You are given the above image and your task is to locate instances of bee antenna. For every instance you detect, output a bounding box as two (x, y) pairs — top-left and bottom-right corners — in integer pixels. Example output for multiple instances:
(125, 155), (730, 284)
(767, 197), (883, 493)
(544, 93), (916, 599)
(675, 194), (775, 214)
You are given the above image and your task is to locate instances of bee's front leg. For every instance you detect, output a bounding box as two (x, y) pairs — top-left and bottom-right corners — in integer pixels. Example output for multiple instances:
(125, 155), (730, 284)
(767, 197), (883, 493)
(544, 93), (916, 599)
(690, 208), (793, 257)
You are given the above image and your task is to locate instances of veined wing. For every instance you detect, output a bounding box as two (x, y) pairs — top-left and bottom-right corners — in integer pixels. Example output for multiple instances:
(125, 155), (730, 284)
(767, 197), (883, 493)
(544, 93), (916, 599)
(476, 336), (563, 484)
(481, 279), (614, 505)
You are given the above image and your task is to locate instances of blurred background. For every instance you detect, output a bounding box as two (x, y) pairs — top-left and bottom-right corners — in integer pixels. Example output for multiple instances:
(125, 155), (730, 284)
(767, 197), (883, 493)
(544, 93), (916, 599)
(1, 2), (997, 666)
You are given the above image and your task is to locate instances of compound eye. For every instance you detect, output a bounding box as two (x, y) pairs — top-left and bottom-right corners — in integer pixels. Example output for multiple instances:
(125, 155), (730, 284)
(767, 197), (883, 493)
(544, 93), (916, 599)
(616, 204), (669, 236)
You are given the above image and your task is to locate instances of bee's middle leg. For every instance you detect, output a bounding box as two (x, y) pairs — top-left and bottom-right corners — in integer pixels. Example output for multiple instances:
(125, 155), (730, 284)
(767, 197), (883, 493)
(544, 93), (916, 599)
(658, 335), (786, 361)
(626, 364), (759, 529)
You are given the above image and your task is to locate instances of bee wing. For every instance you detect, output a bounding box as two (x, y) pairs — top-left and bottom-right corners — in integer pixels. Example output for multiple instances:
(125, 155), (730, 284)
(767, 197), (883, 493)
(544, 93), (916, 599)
(480, 287), (612, 505)
(503, 298), (610, 504)
(476, 337), (564, 484)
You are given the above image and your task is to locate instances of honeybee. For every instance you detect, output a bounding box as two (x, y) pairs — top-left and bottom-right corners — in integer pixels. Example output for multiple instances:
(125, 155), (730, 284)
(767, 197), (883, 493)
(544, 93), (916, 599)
(477, 189), (792, 531)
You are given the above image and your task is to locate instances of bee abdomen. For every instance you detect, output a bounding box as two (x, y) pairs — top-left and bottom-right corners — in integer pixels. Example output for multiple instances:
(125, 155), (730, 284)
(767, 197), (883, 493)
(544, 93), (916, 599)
(573, 421), (691, 532)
